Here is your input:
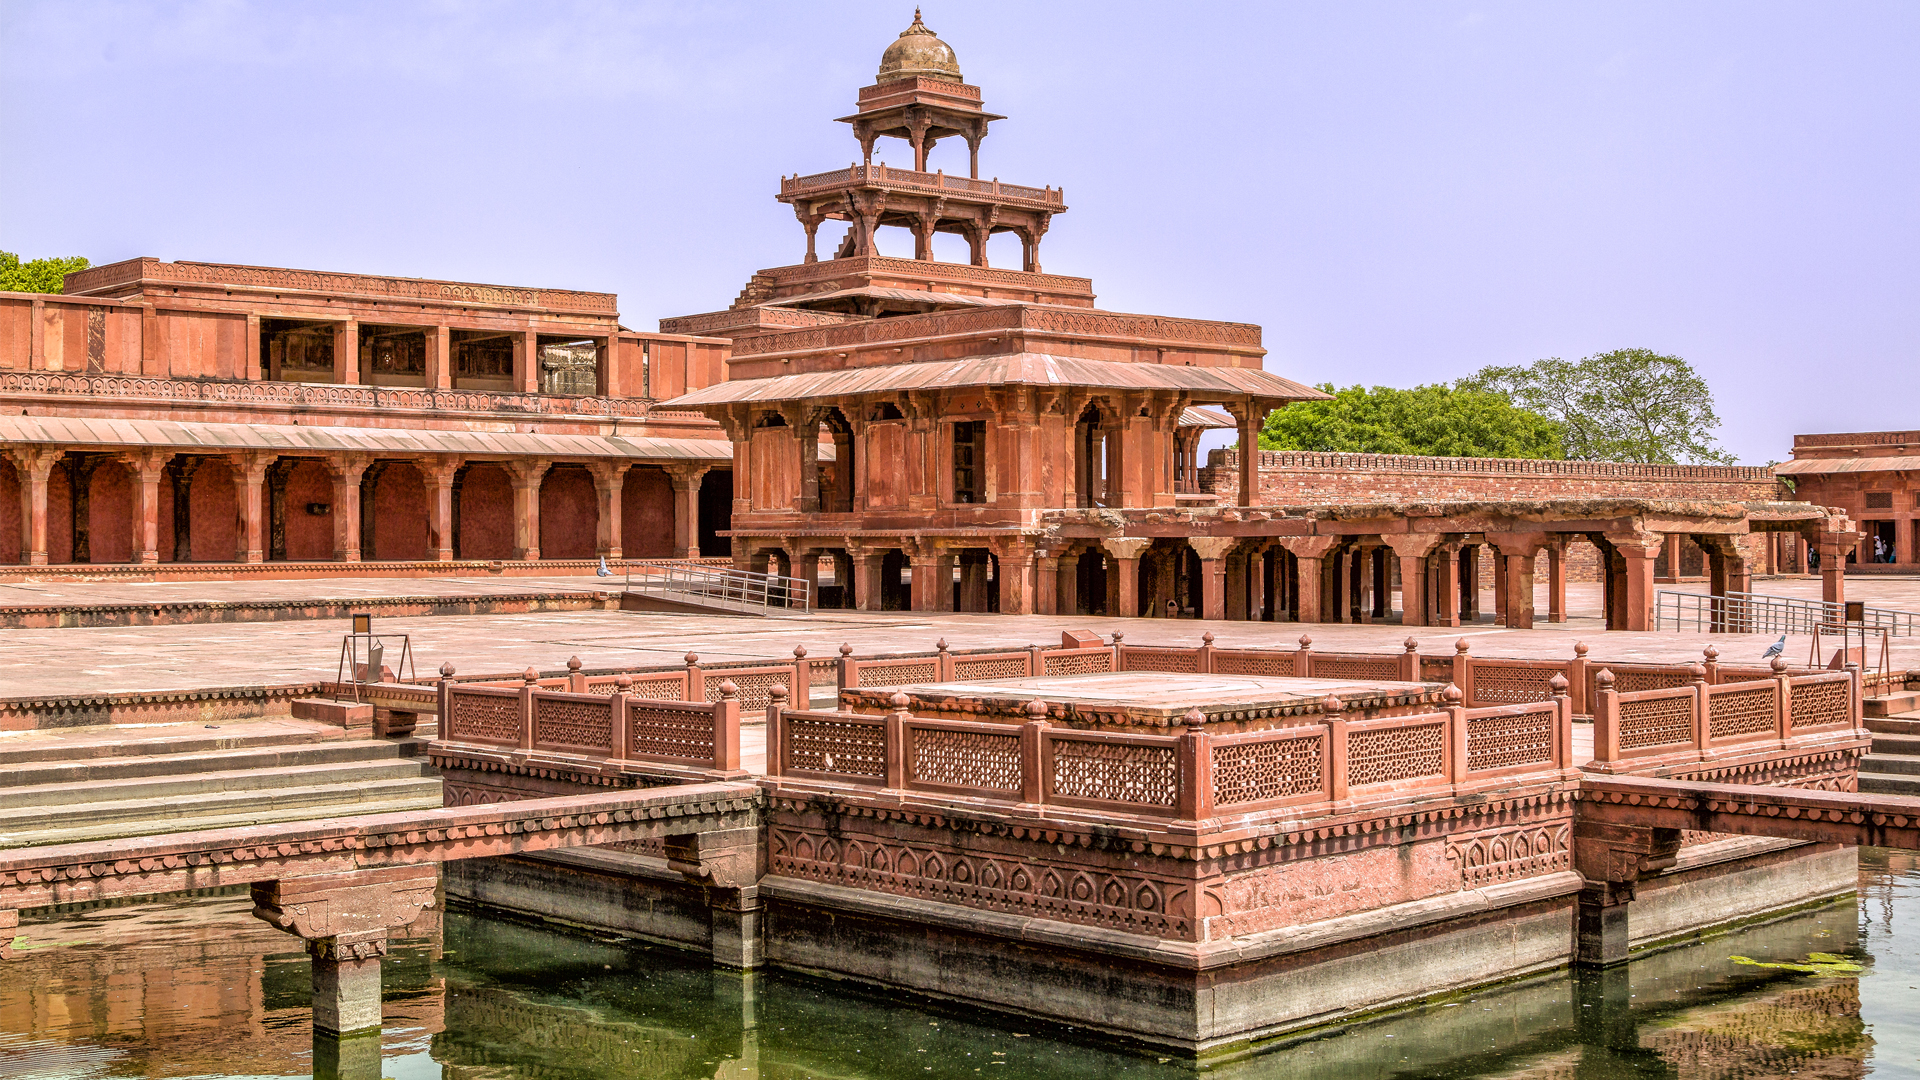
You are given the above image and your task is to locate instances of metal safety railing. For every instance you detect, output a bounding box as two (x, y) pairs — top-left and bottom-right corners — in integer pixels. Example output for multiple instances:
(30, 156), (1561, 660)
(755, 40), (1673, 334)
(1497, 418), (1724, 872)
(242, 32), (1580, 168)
(1655, 590), (1920, 637)
(624, 563), (813, 615)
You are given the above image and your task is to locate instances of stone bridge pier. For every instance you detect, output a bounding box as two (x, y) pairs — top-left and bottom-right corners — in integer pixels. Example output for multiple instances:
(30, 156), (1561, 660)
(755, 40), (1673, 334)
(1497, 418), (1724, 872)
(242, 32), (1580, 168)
(1571, 820), (1683, 967)
(250, 864), (440, 1035)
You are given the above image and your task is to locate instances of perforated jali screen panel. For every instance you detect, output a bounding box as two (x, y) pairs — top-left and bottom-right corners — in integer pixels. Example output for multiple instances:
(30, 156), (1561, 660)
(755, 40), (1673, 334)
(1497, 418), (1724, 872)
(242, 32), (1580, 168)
(1709, 685), (1778, 740)
(1471, 665), (1559, 705)
(1311, 657), (1402, 681)
(448, 691), (520, 744)
(1211, 735), (1324, 806)
(1211, 652), (1291, 677)
(856, 661), (940, 687)
(909, 727), (1022, 792)
(705, 668), (789, 711)
(1346, 723), (1446, 787)
(1617, 694), (1695, 750)
(1790, 680), (1851, 728)
(951, 656), (1029, 681)
(1041, 651), (1114, 676)
(1465, 711), (1554, 772)
(1048, 739), (1177, 807)
(785, 715), (887, 778)
(627, 705), (716, 761)
(532, 697), (614, 751)
(1120, 648), (1200, 674)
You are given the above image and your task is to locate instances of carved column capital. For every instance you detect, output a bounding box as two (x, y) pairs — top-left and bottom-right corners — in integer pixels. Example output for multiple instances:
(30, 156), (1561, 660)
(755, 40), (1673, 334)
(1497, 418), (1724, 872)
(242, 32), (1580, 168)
(250, 865), (437, 943)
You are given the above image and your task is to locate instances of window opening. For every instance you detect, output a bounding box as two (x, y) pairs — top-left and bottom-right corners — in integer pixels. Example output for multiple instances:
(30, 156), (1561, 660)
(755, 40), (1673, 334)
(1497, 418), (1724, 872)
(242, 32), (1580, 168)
(952, 420), (985, 504)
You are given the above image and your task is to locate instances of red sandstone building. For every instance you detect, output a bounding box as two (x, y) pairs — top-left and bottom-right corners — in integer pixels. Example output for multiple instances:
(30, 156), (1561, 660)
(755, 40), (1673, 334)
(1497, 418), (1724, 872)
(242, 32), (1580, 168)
(1779, 430), (1920, 570)
(0, 260), (733, 570)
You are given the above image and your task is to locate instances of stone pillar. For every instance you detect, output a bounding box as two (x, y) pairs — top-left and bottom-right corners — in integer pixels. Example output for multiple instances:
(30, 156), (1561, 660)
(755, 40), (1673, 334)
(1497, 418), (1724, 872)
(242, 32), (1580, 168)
(421, 458), (459, 561)
(1820, 532), (1856, 609)
(1190, 537), (1234, 621)
(427, 326), (452, 390)
(1102, 537), (1150, 619)
(788, 406), (820, 513)
(250, 865), (437, 1035)
(1275, 536), (1338, 624)
(7, 447), (61, 567)
(1608, 535), (1662, 632)
(1056, 552), (1081, 616)
(229, 453), (271, 564)
(994, 542), (1037, 615)
(1432, 543), (1461, 627)
(909, 548), (952, 612)
(508, 460), (551, 560)
(1547, 539), (1568, 623)
(1223, 401), (1268, 507)
(1487, 534), (1546, 630)
(334, 320), (358, 385)
(1460, 545), (1480, 620)
(850, 547), (887, 613)
(1571, 822), (1680, 967)
(326, 455), (370, 562)
(517, 330), (540, 393)
(118, 450), (170, 564)
(957, 551), (991, 612)
(788, 546), (821, 610)
(590, 462), (632, 560)
(1224, 550), (1248, 621)
(665, 464), (711, 559)
(1383, 535), (1440, 627)
(1662, 534), (1683, 582)
(1037, 552), (1061, 616)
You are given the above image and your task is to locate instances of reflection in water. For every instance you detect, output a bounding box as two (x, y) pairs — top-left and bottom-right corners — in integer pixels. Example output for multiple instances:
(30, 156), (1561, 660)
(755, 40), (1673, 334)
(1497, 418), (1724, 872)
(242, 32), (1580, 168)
(5, 856), (1919, 1079)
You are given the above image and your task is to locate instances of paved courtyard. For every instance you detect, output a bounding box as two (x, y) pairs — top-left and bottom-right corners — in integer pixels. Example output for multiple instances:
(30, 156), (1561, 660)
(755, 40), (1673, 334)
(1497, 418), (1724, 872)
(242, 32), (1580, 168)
(0, 573), (1910, 700)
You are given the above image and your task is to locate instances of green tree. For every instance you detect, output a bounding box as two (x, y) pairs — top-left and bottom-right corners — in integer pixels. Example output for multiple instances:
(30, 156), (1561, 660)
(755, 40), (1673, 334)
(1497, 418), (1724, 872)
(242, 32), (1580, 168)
(1258, 383), (1565, 459)
(0, 251), (90, 294)
(1458, 349), (1734, 465)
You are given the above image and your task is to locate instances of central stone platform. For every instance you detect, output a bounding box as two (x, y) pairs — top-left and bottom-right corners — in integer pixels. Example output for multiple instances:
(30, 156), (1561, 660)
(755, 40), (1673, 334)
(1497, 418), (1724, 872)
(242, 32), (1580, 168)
(842, 671), (1442, 731)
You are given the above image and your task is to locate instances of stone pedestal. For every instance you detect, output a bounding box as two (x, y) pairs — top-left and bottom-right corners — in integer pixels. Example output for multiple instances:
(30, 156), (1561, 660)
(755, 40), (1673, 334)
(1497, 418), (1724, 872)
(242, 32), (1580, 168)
(251, 865), (438, 1036)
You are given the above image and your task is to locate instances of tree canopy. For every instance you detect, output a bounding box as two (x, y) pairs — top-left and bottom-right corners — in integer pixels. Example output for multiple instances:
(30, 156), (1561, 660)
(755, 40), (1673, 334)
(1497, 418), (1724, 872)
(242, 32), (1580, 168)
(1457, 349), (1734, 465)
(0, 251), (90, 294)
(1257, 383), (1565, 459)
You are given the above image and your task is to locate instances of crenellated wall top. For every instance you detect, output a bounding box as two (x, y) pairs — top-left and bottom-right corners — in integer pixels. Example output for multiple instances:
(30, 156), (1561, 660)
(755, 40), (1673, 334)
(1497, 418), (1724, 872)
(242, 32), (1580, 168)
(730, 302), (1262, 360)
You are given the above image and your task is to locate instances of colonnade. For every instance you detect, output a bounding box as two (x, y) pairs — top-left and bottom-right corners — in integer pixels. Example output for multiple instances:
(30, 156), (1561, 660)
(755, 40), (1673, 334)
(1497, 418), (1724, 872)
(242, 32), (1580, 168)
(0, 446), (716, 567)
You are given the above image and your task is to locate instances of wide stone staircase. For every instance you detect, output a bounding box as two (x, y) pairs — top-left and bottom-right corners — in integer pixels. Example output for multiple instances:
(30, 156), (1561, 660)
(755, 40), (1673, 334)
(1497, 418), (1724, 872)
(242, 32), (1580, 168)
(1859, 689), (1920, 796)
(0, 719), (443, 850)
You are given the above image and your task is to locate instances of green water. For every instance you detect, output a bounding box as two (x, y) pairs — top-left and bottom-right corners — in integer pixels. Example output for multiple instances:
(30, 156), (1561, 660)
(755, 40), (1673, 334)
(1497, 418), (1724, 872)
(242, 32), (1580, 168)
(4, 851), (1919, 1078)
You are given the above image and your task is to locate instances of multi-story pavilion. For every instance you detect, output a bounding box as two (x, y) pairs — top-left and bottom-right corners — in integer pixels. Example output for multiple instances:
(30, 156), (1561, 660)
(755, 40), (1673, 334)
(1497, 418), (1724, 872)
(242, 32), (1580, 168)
(661, 13), (1860, 629)
(0, 259), (733, 572)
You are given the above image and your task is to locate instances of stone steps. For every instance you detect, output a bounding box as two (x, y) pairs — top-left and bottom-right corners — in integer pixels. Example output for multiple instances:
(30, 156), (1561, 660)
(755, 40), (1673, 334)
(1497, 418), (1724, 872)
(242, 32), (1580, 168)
(1858, 705), (1920, 796)
(1861, 773), (1920, 797)
(1867, 716), (1920, 736)
(0, 719), (443, 850)
(1866, 690), (1920, 718)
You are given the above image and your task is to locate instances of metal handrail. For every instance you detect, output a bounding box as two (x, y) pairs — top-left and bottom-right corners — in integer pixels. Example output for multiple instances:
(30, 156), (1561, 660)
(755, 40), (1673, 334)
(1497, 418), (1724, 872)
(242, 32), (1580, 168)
(624, 563), (812, 615)
(1655, 589), (1920, 637)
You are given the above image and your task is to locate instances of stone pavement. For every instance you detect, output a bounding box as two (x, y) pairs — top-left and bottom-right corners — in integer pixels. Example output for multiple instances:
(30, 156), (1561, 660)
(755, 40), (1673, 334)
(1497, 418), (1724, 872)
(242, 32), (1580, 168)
(0, 574), (1912, 700)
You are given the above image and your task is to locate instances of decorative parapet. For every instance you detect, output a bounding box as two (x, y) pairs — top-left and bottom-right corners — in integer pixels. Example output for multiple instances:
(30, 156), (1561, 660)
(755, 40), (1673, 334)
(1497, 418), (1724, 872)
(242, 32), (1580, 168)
(754, 254), (1092, 295)
(662, 306), (865, 337)
(0, 371), (675, 419)
(1214, 449), (1774, 482)
(64, 258), (618, 315)
(730, 302), (1261, 358)
(1792, 430), (1920, 450)
(781, 163), (1062, 208)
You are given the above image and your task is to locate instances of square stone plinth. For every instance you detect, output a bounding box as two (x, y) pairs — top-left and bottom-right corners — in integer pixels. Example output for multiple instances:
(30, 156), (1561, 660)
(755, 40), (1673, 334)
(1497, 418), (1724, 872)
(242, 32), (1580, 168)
(844, 671), (1442, 732)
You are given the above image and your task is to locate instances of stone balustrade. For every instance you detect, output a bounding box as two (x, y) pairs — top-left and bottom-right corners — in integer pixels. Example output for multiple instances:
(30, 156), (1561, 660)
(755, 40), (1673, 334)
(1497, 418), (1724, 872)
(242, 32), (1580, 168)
(1588, 663), (1861, 773)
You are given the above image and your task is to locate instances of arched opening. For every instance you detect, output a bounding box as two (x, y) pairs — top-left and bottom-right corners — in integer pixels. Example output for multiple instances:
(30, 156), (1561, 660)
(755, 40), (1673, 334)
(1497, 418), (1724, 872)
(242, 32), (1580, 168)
(880, 548), (911, 611)
(278, 460), (334, 561)
(1074, 403), (1110, 508)
(85, 458), (132, 564)
(538, 465), (598, 562)
(952, 548), (999, 613)
(366, 460), (429, 562)
(457, 464), (514, 560)
(185, 456), (238, 562)
(1140, 540), (1198, 618)
(698, 470), (733, 557)
(1073, 546), (1110, 616)
(621, 466), (675, 559)
(820, 408), (855, 513)
(0, 459), (20, 564)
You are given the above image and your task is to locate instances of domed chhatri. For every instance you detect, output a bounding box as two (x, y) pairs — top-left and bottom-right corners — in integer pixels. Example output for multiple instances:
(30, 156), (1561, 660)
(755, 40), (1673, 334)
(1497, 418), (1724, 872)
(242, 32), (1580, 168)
(878, 8), (962, 83)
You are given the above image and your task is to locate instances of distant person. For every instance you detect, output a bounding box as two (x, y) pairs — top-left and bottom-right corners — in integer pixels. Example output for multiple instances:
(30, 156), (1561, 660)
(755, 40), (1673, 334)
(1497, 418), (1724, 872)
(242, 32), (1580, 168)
(1875, 536), (1889, 563)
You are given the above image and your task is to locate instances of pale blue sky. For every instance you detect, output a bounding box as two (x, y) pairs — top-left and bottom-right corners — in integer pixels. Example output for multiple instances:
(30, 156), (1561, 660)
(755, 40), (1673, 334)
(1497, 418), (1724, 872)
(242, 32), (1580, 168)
(3, 1), (1914, 463)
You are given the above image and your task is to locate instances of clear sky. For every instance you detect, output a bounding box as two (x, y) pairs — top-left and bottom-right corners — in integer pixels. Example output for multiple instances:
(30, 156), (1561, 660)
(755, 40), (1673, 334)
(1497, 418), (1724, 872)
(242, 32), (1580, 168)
(2, 1), (1914, 463)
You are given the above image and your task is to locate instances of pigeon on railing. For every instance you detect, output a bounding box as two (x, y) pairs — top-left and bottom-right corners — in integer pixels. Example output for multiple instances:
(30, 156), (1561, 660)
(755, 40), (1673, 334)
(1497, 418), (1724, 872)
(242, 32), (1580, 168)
(596, 557), (613, 578)
(1761, 634), (1786, 660)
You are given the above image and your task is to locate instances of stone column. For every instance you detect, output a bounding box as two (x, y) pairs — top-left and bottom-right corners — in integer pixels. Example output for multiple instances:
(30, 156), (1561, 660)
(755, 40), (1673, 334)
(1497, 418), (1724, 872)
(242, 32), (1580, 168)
(1037, 552), (1061, 616)
(427, 326), (452, 390)
(1661, 534), (1683, 583)
(1223, 401), (1268, 507)
(1488, 533), (1547, 630)
(1275, 536), (1338, 624)
(1571, 821), (1681, 967)
(1547, 539), (1568, 623)
(1606, 534), (1662, 632)
(787, 406), (820, 513)
(517, 330), (540, 393)
(326, 455), (370, 562)
(10, 447), (62, 567)
(334, 320), (358, 384)
(958, 551), (991, 612)
(1433, 543), (1462, 627)
(993, 541), (1037, 615)
(251, 865), (437, 1036)
(1102, 537), (1150, 619)
(664, 464), (711, 559)
(118, 450), (170, 564)
(1820, 531), (1856, 609)
(1224, 549), (1249, 621)
(589, 462), (632, 560)
(1056, 552), (1080, 616)
(1383, 535), (1441, 627)
(787, 546), (821, 609)
(1189, 537), (1235, 621)
(909, 547), (951, 612)
(1460, 544), (1480, 620)
(508, 460), (552, 560)
(229, 453), (271, 564)
(420, 458), (460, 561)
(850, 547), (887, 612)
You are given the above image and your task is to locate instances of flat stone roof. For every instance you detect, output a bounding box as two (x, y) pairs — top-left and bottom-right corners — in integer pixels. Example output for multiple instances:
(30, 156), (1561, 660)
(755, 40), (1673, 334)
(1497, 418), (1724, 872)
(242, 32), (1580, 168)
(847, 671), (1442, 727)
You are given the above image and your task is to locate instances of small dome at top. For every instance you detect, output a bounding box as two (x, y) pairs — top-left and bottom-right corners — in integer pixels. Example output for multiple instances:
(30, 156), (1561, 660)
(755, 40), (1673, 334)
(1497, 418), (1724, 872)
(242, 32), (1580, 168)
(877, 9), (962, 83)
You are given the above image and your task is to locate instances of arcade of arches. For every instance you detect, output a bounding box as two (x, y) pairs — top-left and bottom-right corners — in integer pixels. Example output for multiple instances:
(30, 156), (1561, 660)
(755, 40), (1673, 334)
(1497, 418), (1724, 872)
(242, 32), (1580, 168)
(0, 449), (728, 566)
